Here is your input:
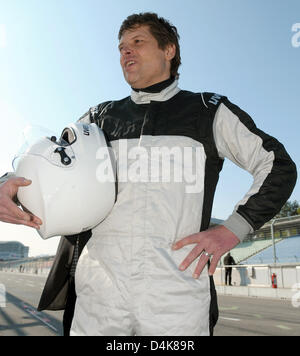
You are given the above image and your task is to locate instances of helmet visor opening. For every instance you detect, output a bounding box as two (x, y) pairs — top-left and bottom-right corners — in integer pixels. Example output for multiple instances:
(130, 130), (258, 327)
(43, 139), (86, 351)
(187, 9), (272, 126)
(60, 127), (76, 145)
(12, 125), (75, 171)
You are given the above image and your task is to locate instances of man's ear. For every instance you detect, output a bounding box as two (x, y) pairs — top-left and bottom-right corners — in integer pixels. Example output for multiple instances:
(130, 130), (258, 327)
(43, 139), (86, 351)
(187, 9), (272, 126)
(165, 43), (176, 61)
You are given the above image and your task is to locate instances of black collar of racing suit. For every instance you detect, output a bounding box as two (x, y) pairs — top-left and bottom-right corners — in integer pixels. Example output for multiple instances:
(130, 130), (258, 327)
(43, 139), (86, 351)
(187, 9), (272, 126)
(131, 76), (176, 94)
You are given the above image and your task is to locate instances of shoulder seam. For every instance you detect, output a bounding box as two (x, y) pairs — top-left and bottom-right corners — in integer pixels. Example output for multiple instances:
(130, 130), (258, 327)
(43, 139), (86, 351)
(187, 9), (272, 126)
(200, 93), (209, 109)
(98, 101), (113, 117)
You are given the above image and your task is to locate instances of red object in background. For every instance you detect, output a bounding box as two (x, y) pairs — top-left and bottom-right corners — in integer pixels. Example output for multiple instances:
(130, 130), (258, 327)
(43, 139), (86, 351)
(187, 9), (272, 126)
(271, 273), (277, 289)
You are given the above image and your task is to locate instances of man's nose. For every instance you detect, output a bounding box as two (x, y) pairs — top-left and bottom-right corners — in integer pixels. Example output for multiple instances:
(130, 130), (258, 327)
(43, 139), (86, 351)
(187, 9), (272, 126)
(121, 45), (133, 55)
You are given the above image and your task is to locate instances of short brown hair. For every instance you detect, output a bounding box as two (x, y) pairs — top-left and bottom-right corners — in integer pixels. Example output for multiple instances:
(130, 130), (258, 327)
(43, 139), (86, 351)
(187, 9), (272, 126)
(118, 12), (181, 78)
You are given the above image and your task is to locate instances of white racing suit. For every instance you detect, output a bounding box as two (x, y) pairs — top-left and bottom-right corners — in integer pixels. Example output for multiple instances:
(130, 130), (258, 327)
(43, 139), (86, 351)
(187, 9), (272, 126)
(68, 79), (296, 336)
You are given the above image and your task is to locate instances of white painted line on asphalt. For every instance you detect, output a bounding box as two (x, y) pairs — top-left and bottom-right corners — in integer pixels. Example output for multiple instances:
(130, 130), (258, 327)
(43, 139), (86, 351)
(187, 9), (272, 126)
(219, 306), (239, 311)
(220, 316), (241, 322)
(276, 325), (291, 330)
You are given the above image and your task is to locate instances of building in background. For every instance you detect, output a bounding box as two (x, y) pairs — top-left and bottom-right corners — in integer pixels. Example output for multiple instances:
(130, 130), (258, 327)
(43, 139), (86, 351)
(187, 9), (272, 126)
(0, 241), (29, 261)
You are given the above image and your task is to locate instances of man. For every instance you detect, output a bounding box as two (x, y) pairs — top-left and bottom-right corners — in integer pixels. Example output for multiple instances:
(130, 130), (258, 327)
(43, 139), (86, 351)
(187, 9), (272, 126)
(223, 252), (236, 286)
(0, 13), (297, 336)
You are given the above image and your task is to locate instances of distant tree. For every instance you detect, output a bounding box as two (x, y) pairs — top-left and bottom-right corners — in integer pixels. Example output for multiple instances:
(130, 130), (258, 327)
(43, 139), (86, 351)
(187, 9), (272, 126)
(275, 200), (299, 218)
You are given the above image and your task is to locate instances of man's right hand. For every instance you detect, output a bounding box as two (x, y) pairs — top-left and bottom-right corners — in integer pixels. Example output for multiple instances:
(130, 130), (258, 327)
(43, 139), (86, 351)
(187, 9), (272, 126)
(0, 177), (42, 229)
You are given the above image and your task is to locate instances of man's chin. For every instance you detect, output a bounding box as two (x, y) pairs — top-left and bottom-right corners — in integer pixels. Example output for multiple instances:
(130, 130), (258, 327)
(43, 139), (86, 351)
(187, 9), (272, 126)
(123, 72), (148, 89)
(122, 71), (137, 86)
(125, 77), (141, 89)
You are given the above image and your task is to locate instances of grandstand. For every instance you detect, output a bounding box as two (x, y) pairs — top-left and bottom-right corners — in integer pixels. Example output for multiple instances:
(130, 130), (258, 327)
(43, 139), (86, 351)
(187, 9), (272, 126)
(224, 215), (300, 265)
(228, 238), (283, 264)
(243, 235), (300, 264)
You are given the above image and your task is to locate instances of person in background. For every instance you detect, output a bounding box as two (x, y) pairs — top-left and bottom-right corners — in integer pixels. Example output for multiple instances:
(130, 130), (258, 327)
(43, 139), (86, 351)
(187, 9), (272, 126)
(224, 252), (236, 286)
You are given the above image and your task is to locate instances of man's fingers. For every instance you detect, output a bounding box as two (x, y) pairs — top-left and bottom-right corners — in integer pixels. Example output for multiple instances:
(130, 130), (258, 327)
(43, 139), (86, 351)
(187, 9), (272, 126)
(192, 251), (222, 278)
(2, 176), (30, 185)
(172, 233), (202, 250)
(1, 177), (32, 198)
(4, 199), (32, 221)
(15, 209), (42, 226)
(21, 219), (41, 229)
(29, 214), (43, 225)
(13, 177), (32, 186)
(0, 214), (40, 229)
(193, 253), (210, 279)
(0, 177), (42, 229)
(21, 205), (43, 225)
(178, 244), (205, 271)
(0, 198), (42, 226)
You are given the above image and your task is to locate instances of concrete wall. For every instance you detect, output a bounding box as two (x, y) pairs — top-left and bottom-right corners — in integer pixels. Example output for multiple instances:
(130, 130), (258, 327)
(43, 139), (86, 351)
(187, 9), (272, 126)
(215, 263), (300, 288)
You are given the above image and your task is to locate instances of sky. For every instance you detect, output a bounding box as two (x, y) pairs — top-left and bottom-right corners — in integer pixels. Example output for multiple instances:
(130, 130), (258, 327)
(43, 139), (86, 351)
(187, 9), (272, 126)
(0, 0), (299, 257)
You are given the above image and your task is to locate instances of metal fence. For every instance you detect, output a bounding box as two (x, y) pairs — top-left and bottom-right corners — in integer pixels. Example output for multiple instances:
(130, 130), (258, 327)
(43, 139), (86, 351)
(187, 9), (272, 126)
(245, 215), (300, 241)
(231, 215), (300, 265)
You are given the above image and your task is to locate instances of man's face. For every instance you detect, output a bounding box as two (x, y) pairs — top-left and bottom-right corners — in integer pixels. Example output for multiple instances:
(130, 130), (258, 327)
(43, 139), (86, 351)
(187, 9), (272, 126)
(119, 25), (175, 89)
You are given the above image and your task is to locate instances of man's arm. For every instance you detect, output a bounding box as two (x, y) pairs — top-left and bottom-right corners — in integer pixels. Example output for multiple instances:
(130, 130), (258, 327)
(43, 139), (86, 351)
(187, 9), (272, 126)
(173, 97), (297, 277)
(214, 99), (297, 241)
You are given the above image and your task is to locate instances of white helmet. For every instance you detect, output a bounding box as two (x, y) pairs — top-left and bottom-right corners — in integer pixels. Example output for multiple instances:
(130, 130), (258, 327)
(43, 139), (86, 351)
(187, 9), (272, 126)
(13, 123), (117, 239)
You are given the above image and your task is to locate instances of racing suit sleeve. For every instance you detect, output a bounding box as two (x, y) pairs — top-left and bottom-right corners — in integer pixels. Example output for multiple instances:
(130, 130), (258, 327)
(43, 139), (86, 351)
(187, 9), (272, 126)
(213, 99), (297, 241)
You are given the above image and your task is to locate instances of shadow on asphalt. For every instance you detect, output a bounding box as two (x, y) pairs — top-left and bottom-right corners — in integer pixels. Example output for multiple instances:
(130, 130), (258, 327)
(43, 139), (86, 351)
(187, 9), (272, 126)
(0, 291), (63, 336)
